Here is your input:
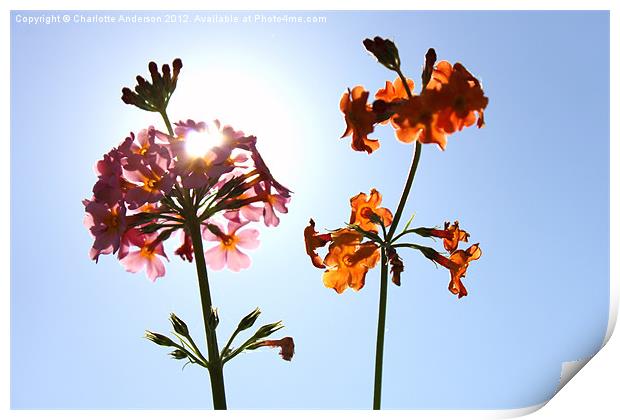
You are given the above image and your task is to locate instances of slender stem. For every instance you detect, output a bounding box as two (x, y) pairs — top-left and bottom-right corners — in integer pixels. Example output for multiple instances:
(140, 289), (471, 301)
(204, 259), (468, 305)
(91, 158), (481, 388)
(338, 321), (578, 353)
(373, 248), (389, 410)
(186, 215), (228, 410)
(160, 110), (174, 136)
(386, 141), (422, 241)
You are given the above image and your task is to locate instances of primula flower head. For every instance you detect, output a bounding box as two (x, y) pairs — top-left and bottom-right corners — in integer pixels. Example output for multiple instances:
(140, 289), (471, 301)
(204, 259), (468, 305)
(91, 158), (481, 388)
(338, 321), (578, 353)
(323, 229), (380, 293)
(203, 221), (260, 272)
(349, 188), (393, 232)
(340, 86), (380, 154)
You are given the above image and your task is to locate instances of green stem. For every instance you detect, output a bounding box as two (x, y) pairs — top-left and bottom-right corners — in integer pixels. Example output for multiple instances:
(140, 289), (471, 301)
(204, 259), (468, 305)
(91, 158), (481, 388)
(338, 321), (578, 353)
(373, 248), (389, 409)
(160, 110), (174, 136)
(386, 141), (422, 241)
(186, 215), (228, 410)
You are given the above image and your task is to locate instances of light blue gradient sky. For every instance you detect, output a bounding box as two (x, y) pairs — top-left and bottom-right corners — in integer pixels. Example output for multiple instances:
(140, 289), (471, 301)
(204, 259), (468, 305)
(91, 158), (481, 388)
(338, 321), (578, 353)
(11, 10), (609, 409)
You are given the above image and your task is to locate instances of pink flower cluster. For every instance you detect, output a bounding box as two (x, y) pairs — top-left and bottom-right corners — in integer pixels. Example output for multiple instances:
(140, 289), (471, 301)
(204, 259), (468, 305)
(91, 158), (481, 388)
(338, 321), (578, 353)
(83, 120), (291, 281)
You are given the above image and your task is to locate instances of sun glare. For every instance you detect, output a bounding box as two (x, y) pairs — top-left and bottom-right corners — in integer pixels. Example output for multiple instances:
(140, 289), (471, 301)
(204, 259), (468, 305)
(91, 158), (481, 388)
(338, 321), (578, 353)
(169, 63), (300, 185)
(185, 129), (224, 157)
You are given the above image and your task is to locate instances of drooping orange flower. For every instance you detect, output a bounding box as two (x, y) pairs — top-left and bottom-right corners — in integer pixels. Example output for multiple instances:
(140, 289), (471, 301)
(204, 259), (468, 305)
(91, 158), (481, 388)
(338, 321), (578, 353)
(322, 229), (380, 293)
(340, 86), (380, 154)
(375, 77), (414, 103)
(432, 243), (482, 298)
(254, 337), (295, 361)
(303, 219), (332, 268)
(349, 188), (393, 232)
(426, 61), (488, 134)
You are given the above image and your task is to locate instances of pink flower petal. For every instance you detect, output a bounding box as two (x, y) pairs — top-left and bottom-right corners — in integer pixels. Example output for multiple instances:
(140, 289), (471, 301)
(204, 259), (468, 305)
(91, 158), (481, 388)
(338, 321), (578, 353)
(120, 251), (147, 273)
(204, 245), (226, 271)
(146, 256), (166, 281)
(226, 248), (251, 272)
(236, 229), (260, 250)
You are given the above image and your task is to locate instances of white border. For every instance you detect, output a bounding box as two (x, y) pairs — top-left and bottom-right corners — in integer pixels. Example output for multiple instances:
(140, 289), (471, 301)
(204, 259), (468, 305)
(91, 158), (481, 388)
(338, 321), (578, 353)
(2, 1), (617, 419)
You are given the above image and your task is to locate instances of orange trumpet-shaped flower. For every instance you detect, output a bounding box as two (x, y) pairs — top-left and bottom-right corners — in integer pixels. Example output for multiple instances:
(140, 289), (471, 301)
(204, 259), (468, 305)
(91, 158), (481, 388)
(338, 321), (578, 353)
(340, 86), (380, 154)
(442, 221), (469, 253)
(323, 229), (380, 294)
(418, 221), (470, 254)
(303, 219), (332, 269)
(433, 243), (482, 298)
(427, 61), (488, 133)
(349, 188), (393, 232)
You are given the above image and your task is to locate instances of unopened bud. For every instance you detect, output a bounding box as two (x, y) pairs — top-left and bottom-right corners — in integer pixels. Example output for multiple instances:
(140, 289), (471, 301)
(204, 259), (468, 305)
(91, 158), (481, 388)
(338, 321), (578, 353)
(145, 331), (175, 347)
(237, 308), (261, 332)
(208, 307), (219, 330)
(169, 349), (188, 360)
(170, 313), (189, 337)
(363, 36), (401, 71)
(253, 321), (284, 340)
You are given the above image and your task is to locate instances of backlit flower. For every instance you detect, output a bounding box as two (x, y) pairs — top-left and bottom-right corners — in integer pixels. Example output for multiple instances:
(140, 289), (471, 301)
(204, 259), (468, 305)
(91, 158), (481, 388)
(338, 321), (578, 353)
(303, 219), (332, 269)
(375, 77), (414, 103)
(203, 221), (259, 272)
(426, 61), (488, 133)
(323, 229), (380, 293)
(349, 188), (393, 232)
(175, 229), (194, 262)
(169, 120), (235, 189)
(119, 229), (169, 281)
(416, 221), (470, 254)
(83, 199), (127, 262)
(340, 86), (380, 154)
(432, 243), (482, 298)
(391, 93), (449, 150)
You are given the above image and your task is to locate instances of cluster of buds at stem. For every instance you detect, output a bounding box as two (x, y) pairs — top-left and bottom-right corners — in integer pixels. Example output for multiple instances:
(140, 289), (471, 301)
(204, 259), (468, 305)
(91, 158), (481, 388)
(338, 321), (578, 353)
(121, 59), (183, 113)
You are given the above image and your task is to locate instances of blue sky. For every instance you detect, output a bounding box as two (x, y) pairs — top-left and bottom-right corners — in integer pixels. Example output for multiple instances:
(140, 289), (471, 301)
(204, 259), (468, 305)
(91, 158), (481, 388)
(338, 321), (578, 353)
(11, 10), (609, 409)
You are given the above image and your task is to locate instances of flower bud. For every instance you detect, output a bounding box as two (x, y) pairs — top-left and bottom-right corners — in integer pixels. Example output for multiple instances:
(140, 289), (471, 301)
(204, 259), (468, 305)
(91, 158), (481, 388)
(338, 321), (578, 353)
(363, 36), (401, 71)
(421, 48), (438, 89)
(169, 349), (188, 360)
(237, 308), (261, 332)
(207, 307), (219, 331)
(170, 313), (189, 337)
(145, 331), (175, 347)
(253, 321), (284, 340)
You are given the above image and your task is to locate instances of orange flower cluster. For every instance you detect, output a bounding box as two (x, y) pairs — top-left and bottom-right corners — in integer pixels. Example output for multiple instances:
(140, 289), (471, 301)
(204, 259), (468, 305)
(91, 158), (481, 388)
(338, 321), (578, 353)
(340, 59), (487, 152)
(304, 189), (392, 293)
